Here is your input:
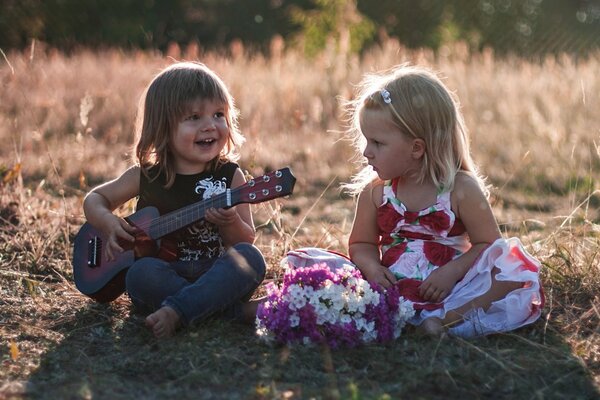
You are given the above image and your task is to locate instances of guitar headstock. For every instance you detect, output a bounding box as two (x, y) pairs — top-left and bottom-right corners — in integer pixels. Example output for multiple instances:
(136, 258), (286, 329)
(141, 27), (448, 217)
(235, 167), (296, 205)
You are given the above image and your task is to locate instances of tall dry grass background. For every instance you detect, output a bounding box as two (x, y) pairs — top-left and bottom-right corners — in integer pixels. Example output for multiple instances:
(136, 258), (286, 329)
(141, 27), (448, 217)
(1, 39), (599, 398)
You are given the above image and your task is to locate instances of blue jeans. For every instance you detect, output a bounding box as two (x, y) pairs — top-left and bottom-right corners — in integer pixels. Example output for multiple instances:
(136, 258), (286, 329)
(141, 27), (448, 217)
(125, 243), (266, 325)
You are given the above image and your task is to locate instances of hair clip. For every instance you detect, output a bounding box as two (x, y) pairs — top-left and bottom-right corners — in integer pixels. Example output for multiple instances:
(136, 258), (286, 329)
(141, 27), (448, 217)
(380, 89), (392, 104)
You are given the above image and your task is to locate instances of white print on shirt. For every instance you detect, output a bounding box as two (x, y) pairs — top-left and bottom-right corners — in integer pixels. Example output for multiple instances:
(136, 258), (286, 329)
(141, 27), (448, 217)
(178, 175), (229, 261)
(179, 246), (222, 261)
(187, 223), (221, 242)
(195, 176), (227, 199)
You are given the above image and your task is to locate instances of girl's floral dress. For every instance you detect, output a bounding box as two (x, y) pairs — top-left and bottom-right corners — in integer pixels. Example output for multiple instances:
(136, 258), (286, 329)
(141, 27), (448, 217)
(285, 179), (544, 338)
(376, 178), (544, 337)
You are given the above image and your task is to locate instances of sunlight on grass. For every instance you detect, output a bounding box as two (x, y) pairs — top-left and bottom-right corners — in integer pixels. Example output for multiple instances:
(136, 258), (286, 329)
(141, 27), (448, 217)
(1, 41), (599, 398)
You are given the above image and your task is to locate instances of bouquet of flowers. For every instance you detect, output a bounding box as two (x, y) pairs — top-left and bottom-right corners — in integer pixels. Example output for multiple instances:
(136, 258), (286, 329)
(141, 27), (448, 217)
(255, 262), (415, 348)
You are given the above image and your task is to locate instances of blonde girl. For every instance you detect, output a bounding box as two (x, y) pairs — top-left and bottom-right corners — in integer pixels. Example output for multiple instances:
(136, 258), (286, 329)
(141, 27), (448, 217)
(83, 62), (266, 338)
(344, 64), (543, 336)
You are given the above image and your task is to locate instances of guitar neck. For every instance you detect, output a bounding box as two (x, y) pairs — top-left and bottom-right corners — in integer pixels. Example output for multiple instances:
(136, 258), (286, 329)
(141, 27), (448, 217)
(148, 190), (235, 240)
(145, 167), (295, 240)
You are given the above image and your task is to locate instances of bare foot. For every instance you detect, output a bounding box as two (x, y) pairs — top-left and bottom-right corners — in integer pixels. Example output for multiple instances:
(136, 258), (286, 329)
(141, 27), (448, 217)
(145, 306), (181, 339)
(418, 317), (446, 337)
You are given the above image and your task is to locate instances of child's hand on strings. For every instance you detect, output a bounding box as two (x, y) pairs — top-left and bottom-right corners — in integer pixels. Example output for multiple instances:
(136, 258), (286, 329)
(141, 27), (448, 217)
(418, 265), (461, 302)
(99, 214), (136, 261)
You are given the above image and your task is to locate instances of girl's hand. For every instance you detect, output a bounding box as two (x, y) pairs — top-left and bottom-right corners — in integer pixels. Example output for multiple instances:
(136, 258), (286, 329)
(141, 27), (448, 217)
(100, 214), (136, 261)
(361, 264), (397, 289)
(205, 207), (240, 227)
(419, 266), (461, 303)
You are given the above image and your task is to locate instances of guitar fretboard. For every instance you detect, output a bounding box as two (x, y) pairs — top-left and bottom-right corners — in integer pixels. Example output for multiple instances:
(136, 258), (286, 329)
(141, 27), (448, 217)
(148, 189), (233, 239)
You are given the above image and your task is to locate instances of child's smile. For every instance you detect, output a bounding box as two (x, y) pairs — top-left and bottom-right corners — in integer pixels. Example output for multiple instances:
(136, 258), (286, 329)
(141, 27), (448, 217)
(171, 98), (230, 174)
(196, 138), (216, 146)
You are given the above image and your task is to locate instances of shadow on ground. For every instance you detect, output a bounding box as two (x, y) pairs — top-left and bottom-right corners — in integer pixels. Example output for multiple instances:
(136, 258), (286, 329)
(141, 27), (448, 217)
(19, 297), (600, 400)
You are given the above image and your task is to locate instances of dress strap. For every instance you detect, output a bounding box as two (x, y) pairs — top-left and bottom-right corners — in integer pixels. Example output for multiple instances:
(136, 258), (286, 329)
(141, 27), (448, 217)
(390, 178), (399, 194)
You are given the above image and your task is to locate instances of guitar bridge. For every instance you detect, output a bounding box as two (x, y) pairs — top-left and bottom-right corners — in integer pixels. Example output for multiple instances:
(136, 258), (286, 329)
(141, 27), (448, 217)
(87, 236), (102, 268)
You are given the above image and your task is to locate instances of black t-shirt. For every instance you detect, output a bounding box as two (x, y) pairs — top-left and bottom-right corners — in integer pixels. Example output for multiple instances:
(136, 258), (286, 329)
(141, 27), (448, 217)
(137, 162), (239, 261)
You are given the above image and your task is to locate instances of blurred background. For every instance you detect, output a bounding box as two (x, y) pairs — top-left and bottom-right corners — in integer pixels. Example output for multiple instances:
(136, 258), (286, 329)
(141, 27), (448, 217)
(1, 5), (600, 398)
(1, 0), (600, 242)
(2, 0), (600, 57)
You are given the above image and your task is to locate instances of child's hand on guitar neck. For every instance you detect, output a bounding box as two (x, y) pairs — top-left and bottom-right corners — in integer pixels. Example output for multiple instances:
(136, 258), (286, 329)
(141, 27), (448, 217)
(205, 206), (241, 227)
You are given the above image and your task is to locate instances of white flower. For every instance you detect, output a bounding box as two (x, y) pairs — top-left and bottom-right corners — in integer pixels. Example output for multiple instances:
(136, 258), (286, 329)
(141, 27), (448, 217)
(289, 313), (300, 327)
(256, 263), (416, 347)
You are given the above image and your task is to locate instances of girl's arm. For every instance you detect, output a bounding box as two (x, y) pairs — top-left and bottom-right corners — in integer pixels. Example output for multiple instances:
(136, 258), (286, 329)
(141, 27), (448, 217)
(204, 167), (256, 246)
(348, 183), (397, 288)
(83, 166), (141, 261)
(418, 173), (501, 302)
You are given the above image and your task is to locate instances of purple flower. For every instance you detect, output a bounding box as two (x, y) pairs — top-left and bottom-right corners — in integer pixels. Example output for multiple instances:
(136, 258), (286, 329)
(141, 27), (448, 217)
(256, 263), (415, 347)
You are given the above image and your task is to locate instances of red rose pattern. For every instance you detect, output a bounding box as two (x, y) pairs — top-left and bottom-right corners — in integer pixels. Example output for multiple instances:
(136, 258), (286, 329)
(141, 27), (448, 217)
(381, 242), (407, 267)
(404, 211), (419, 224)
(398, 229), (435, 241)
(423, 242), (456, 266)
(379, 233), (394, 246)
(418, 211), (451, 233)
(377, 203), (403, 233)
(377, 195), (459, 271)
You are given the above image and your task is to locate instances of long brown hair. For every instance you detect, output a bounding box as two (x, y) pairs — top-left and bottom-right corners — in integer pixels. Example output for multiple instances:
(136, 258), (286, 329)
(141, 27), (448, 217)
(134, 61), (244, 187)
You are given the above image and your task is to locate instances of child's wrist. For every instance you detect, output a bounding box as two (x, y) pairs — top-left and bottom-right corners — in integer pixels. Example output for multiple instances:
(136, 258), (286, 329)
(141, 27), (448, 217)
(358, 262), (383, 274)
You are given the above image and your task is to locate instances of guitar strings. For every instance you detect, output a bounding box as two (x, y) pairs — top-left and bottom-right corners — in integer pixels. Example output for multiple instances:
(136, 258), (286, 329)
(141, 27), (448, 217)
(125, 173), (284, 237)
(129, 184), (246, 236)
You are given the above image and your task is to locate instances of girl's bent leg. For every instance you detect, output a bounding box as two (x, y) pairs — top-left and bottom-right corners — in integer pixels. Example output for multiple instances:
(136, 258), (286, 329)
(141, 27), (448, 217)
(442, 267), (523, 326)
(163, 243), (266, 325)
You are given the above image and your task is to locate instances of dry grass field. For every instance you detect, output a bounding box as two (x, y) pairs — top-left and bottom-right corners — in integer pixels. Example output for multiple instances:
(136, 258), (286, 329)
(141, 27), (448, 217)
(1, 40), (599, 399)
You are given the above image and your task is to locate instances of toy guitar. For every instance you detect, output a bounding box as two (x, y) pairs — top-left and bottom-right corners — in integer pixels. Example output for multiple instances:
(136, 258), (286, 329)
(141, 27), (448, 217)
(72, 167), (296, 303)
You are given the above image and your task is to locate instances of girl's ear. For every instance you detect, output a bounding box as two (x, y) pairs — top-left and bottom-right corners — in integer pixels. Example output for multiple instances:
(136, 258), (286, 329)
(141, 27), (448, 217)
(411, 138), (426, 159)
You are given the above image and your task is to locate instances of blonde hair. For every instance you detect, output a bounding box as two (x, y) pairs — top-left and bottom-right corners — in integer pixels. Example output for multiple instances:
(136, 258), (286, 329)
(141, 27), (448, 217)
(344, 64), (487, 196)
(134, 61), (245, 188)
